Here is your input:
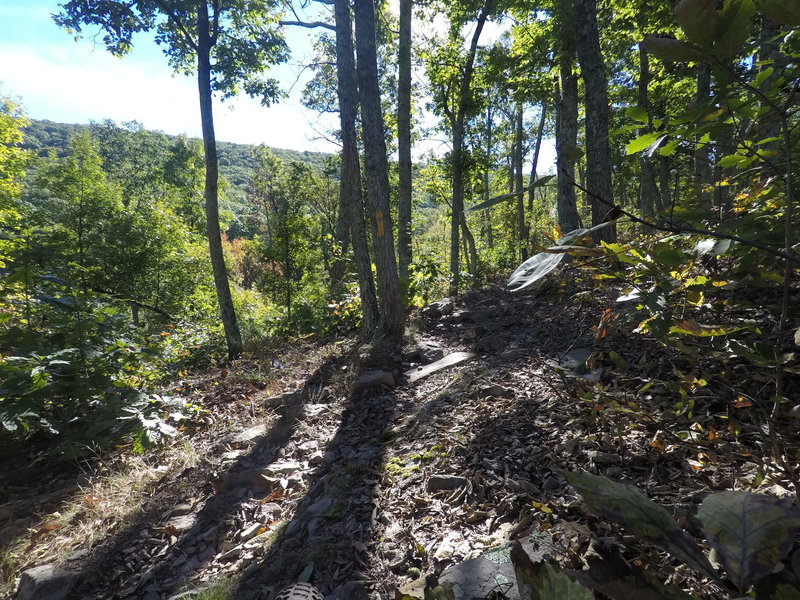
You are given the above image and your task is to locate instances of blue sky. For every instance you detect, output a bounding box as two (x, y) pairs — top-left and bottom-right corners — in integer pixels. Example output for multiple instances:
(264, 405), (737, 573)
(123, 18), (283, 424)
(0, 1), (555, 169)
(0, 0), (340, 153)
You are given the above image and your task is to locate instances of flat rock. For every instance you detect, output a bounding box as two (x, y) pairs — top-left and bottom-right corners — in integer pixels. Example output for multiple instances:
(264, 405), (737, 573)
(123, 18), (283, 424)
(306, 497), (334, 516)
(405, 352), (475, 384)
(264, 460), (302, 475)
(588, 450), (622, 465)
(439, 536), (555, 600)
(222, 424), (267, 446)
(16, 564), (76, 600)
(427, 475), (469, 492)
(559, 347), (593, 371)
(352, 370), (395, 393)
(166, 513), (196, 532)
(264, 391), (300, 408)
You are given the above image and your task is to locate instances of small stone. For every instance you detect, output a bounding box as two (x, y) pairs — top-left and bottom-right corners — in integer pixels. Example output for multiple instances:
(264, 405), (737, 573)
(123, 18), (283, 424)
(264, 461), (302, 475)
(428, 475), (469, 492)
(352, 370), (395, 393)
(422, 298), (454, 318)
(307, 517), (324, 536)
(222, 424), (267, 446)
(218, 545), (242, 562)
(588, 450), (622, 465)
(166, 514), (195, 532)
(308, 450), (325, 466)
(240, 523), (264, 542)
(168, 503), (193, 517)
(307, 497), (334, 516)
(417, 341), (444, 364)
(17, 564), (76, 600)
(67, 549), (89, 561)
(478, 384), (509, 398)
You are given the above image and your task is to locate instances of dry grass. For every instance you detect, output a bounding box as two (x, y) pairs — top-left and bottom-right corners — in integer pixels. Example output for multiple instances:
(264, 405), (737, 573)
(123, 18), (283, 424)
(1, 438), (200, 596)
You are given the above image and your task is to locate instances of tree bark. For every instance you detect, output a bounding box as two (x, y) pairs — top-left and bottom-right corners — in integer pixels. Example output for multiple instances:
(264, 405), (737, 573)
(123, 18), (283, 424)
(637, 43), (661, 218)
(197, 4), (243, 360)
(354, 0), (404, 347)
(575, 0), (616, 242)
(333, 0), (378, 334)
(528, 104), (546, 214)
(397, 0), (413, 304)
(555, 0), (581, 233)
(694, 60), (713, 208)
(448, 0), (492, 296)
(514, 102), (526, 259)
(484, 104), (494, 248)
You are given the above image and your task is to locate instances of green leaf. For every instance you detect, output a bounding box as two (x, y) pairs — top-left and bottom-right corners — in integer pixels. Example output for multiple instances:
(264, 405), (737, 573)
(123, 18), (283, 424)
(563, 471), (716, 579)
(717, 154), (751, 168)
(569, 553), (698, 600)
(698, 492), (800, 592)
(669, 320), (749, 337)
(627, 132), (665, 155)
(510, 542), (594, 600)
(675, 0), (718, 47)
(693, 238), (731, 256)
(507, 252), (566, 292)
(626, 105), (649, 124)
(659, 139), (681, 156)
(507, 222), (616, 292)
(754, 0), (800, 26)
(714, 0), (756, 61)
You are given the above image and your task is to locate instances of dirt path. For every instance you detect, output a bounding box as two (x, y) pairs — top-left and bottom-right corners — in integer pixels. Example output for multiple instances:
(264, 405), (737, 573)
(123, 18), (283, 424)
(3, 284), (794, 600)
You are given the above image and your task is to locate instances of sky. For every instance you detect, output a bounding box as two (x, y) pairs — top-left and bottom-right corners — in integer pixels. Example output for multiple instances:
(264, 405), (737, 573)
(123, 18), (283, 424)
(0, 0), (555, 169)
(0, 0), (340, 153)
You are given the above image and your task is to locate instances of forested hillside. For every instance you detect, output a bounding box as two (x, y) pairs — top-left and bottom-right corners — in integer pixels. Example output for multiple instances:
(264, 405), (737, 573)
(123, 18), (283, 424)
(1, 0), (800, 599)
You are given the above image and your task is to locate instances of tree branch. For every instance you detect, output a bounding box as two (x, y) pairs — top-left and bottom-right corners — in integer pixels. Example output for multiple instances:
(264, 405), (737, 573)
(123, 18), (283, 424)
(279, 19), (335, 31)
(560, 165), (800, 264)
(152, 0), (199, 52)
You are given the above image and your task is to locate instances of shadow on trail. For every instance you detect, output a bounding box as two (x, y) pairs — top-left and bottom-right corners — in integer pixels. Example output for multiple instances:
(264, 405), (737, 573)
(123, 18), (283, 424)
(64, 346), (356, 599)
(228, 357), (421, 598)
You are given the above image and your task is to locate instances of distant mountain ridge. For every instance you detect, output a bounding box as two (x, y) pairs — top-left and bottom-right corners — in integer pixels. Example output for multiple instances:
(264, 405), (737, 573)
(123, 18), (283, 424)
(21, 118), (334, 180)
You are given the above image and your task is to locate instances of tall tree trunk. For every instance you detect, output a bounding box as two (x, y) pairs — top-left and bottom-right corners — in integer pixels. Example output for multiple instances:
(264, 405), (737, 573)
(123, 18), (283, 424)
(397, 0), (413, 304)
(575, 0), (616, 242)
(514, 102), (526, 259)
(528, 104), (546, 214)
(694, 60), (713, 208)
(484, 104), (494, 248)
(354, 0), (404, 347)
(637, 43), (660, 218)
(334, 0), (378, 334)
(197, 5), (242, 360)
(449, 0), (492, 296)
(659, 155), (672, 212)
(555, 0), (581, 233)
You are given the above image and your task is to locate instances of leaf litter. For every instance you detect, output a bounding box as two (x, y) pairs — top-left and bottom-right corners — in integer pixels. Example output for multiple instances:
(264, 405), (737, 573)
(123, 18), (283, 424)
(1, 281), (798, 599)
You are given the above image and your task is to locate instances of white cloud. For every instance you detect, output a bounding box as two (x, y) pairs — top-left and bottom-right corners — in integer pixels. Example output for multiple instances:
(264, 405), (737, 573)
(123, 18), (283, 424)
(0, 40), (339, 153)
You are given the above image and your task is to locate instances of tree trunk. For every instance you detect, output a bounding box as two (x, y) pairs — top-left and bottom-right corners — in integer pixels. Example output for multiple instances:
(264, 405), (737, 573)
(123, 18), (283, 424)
(397, 0), (413, 304)
(694, 60), (713, 208)
(334, 0), (378, 334)
(555, 0), (581, 233)
(659, 156), (672, 212)
(484, 104), (493, 248)
(449, 0), (492, 296)
(528, 104), (546, 214)
(197, 4), (242, 360)
(637, 43), (660, 218)
(575, 0), (616, 242)
(354, 0), (404, 347)
(514, 102), (526, 259)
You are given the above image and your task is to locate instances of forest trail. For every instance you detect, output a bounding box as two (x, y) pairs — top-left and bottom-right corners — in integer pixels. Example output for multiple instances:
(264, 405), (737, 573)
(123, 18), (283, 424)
(3, 282), (794, 600)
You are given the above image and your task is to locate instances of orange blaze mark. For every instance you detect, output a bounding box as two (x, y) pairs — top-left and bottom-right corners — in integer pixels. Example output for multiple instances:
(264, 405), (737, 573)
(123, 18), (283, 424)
(376, 211), (385, 237)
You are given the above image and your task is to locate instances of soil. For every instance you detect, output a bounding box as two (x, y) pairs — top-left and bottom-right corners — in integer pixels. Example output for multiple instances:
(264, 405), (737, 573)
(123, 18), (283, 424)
(2, 280), (799, 600)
